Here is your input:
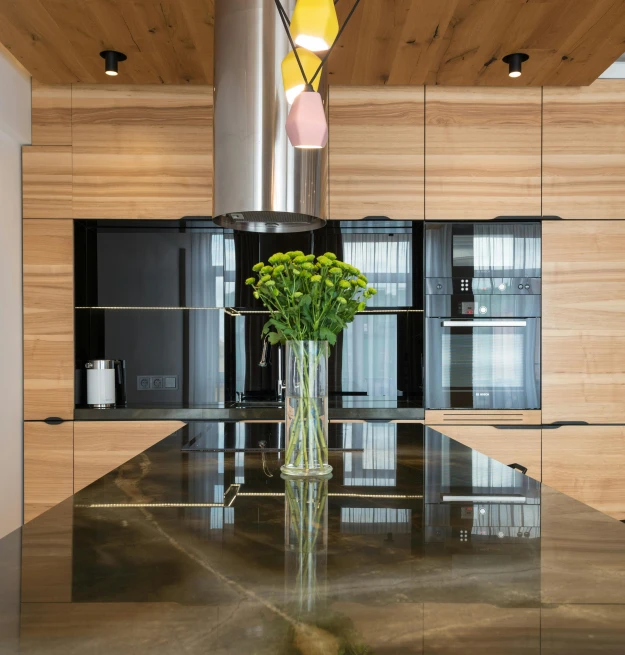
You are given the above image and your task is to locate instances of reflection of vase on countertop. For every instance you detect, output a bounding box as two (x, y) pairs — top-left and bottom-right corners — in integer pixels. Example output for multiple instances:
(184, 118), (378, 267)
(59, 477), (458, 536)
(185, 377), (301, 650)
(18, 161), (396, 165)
(282, 340), (332, 478)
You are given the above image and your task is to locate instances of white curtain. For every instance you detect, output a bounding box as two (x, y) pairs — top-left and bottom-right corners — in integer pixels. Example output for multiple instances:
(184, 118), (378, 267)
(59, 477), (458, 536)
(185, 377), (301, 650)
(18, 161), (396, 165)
(343, 423), (397, 487)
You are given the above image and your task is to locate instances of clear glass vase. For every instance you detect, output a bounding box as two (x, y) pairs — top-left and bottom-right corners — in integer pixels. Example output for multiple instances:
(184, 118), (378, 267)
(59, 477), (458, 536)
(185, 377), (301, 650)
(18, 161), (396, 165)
(282, 340), (332, 477)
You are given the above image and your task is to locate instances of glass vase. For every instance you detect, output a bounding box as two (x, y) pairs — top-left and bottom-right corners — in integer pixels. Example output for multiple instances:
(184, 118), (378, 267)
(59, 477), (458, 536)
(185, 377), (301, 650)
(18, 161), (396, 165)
(282, 340), (332, 477)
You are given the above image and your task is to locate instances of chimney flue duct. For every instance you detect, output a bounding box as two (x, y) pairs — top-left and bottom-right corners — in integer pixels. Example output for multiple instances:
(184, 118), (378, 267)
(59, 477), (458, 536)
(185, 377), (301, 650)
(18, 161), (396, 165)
(212, 0), (328, 233)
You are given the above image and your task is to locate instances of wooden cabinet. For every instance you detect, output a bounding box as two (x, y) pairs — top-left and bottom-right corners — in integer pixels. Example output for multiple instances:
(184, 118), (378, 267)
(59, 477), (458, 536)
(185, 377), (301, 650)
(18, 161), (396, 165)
(425, 87), (541, 219)
(24, 421), (74, 522)
(22, 146), (72, 219)
(428, 424), (541, 481)
(72, 85), (212, 219)
(23, 220), (74, 420)
(543, 425), (625, 520)
(425, 410), (541, 426)
(31, 82), (72, 146)
(542, 221), (625, 424)
(543, 80), (625, 219)
(73, 421), (186, 491)
(328, 86), (424, 219)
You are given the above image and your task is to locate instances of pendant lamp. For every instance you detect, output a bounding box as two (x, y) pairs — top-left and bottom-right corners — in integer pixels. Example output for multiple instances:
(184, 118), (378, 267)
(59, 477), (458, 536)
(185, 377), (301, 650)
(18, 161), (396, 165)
(286, 88), (328, 149)
(290, 0), (339, 52)
(281, 48), (322, 104)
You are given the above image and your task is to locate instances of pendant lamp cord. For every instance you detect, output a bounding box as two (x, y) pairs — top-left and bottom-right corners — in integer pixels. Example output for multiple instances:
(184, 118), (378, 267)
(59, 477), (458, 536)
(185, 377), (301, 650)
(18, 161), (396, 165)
(309, 0), (362, 86)
(274, 0), (309, 85)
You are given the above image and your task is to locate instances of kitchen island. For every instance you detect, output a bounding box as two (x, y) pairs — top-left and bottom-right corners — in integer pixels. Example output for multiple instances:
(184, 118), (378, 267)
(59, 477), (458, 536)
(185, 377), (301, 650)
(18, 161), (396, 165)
(3, 423), (625, 654)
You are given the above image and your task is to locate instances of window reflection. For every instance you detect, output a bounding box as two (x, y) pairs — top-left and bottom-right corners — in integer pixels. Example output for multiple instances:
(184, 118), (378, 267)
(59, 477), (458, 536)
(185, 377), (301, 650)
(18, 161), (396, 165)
(343, 423), (397, 486)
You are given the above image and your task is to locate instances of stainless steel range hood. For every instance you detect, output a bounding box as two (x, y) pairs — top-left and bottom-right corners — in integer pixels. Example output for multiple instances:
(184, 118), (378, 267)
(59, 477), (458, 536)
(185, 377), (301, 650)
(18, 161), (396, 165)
(212, 0), (327, 233)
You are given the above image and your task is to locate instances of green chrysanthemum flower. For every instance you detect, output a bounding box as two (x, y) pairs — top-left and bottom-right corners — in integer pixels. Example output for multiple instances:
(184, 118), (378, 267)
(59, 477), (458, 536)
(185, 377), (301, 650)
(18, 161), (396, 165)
(245, 277), (256, 286)
(358, 274), (368, 283)
(329, 267), (342, 275)
(272, 265), (285, 275)
(268, 253), (284, 265)
(338, 280), (351, 289)
(305, 254), (316, 262)
(317, 255), (332, 267)
(260, 265), (274, 275)
(301, 270), (312, 279)
(293, 255), (307, 264)
(323, 252), (337, 260)
(368, 287), (377, 295)
(351, 279), (359, 287)
(253, 291), (260, 299)
(325, 279), (334, 288)
(292, 268), (301, 276)
(311, 274), (322, 283)
(272, 288), (279, 296)
(357, 279), (367, 288)
(252, 262), (264, 272)
(265, 280), (276, 287)
(261, 274), (271, 283)
(293, 291), (303, 298)
(301, 262), (314, 270)
(357, 302), (366, 312)
(337, 296), (347, 304)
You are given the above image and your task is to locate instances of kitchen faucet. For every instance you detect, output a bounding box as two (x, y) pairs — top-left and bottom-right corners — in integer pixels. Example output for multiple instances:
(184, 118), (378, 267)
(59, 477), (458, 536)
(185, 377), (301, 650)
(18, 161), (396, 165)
(259, 335), (285, 400)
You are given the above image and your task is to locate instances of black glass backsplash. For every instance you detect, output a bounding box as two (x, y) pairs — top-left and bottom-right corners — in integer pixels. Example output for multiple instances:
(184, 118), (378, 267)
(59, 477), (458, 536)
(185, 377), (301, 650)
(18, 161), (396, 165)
(74, 219), (424, 408)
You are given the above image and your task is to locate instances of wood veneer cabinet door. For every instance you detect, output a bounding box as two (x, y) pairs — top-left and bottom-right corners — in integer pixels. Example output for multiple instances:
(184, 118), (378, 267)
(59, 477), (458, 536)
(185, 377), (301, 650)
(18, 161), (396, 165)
(430, 425), (541, 481)
(22, 146), (72, 219)
(24, 421), (74, 522)
(543, 80), (625, 219)
(328, 86), (424, 219)
(23, 219), (74, 420)
(72, 85), (212, 219)
(425, 87), (541, 219)
(542, 221), (625, 423)
(73, 421), (186, 491)
(543, 426), (625, 520)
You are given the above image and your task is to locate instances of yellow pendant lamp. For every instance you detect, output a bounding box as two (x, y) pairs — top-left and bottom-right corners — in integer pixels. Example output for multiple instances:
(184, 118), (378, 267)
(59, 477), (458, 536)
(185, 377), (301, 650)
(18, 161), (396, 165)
(290, 0), (339, 52)
(281, 47), (322, 104)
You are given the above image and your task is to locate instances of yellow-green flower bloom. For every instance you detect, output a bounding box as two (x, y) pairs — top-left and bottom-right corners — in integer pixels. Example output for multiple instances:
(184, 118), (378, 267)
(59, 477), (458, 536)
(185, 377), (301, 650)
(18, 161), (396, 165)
(357, 301), (366, 312)
(337, 296), (347, 304)
(253, 291), (260, 299)
(265, 280), (275, 287)
(305, 254), (316, 262)
(301, 270), (312, 279)
(272, 264), (285, 275)
(311, 274), (322, 283)
(358, 274), (368, 283)
(351, 279), (358, 287)
(252, 262), (264, 272)
(260, 266), (273, 275)
(357, 279), (367, 288)
(245, 277), (255, 285)
(317, 255), (332, 267)
(323, 252), (337, 260)
(329, 267), (342, 275)
(268, 253), (284, 265)
(293, 255), (306, 264)
(325, 279), (334, 288)
(261, 274), (271, 283)
(293, 291), (303, 298)
(338, 280), (351, 289)
(368, 287), (377, 295)
(292, 268), (301, 276)
(272, 288), (279, 296)
(301, 262), (314, 270)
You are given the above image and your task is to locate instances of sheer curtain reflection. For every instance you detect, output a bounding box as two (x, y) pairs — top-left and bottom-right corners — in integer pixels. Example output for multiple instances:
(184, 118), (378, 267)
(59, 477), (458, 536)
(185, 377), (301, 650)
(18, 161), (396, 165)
(473, 224), (541, 277)
(343, 423), (397, 486)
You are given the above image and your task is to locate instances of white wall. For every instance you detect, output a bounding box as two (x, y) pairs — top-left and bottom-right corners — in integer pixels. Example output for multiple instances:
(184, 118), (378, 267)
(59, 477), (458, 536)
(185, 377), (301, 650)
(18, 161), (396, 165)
(0, 48), (31, 538)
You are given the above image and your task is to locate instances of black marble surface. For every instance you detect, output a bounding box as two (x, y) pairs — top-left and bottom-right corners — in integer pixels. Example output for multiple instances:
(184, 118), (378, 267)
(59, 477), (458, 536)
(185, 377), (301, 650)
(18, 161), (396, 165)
(3, 423), (625, 654)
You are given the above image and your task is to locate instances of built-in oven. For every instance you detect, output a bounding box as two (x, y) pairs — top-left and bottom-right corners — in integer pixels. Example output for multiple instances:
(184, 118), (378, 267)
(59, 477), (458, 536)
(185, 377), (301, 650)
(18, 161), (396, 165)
(425, 222), (541, 411)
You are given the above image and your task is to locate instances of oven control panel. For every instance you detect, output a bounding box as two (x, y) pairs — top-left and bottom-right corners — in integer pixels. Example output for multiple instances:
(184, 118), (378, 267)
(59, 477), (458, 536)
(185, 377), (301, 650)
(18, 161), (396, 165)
(427, 278), (541, 296)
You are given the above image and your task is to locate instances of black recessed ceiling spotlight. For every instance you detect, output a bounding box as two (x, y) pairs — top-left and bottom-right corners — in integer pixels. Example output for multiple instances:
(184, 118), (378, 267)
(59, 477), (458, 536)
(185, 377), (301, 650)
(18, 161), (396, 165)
(99, 50), (127, 77)
(502, 52), (529, 78)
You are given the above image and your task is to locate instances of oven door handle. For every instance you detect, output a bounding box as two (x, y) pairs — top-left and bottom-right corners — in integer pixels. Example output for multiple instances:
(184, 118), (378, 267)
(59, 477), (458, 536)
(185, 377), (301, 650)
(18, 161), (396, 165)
(442, 320), (527, 327)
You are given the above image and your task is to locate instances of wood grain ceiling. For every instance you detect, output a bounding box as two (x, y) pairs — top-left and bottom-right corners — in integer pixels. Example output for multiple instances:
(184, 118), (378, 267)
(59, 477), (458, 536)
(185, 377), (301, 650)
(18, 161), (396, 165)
(0, 0), (624, 86)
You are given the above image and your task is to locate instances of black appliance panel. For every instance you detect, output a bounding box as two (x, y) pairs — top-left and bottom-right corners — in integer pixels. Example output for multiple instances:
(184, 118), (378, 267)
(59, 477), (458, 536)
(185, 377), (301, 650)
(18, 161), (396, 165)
(426, 294), (540, 319)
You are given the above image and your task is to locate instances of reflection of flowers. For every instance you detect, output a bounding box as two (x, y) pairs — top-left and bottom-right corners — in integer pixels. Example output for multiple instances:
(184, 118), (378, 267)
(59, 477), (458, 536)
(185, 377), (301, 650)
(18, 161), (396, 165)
(285, 477), (328, 614)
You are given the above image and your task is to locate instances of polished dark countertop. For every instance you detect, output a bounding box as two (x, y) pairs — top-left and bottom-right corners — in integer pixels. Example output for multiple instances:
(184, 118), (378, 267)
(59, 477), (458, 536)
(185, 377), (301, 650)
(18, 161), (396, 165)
(2, 423), (625, 654)
(74, 400), (425, 421)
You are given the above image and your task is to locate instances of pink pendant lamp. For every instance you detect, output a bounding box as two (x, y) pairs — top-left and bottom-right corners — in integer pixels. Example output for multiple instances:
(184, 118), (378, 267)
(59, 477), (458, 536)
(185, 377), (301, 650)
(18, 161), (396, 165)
(285, 86), (328, 149)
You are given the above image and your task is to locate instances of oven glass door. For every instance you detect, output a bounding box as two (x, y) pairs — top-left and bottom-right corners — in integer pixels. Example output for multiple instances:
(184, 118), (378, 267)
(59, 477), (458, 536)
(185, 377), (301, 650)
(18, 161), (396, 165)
(425, 318), (540, 409)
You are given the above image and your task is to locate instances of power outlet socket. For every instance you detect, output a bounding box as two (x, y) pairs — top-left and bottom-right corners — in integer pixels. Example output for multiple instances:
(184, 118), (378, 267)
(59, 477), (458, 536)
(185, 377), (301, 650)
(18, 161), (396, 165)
(136, 375), (178, 391)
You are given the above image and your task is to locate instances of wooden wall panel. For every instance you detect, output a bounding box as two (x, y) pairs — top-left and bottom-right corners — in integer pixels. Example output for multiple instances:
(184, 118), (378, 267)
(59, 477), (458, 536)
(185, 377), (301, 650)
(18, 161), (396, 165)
(543, 426), (625, 520)
(425, 87), (541, 219)
(425, 410), (541, 426)
(21, 500), (73, 602)
(22, 146), (72, 219)
(542, 221), (625, 424)
(74, 421), (186, 491)
(72, 85), (212, 219)
(329, 86), (424, 219)
(24, 422), (74, 522)
(430, 425), (541, 480)
(31, 82), (72, 146)
(23, 220), (74, 420)
(543, 80), (625, 219)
